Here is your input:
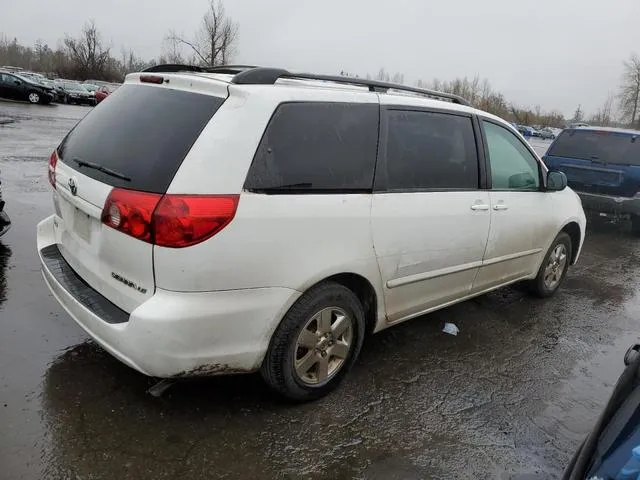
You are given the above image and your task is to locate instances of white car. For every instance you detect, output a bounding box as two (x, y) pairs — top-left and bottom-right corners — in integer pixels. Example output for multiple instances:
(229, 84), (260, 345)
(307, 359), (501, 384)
(37, 66), (586, 400)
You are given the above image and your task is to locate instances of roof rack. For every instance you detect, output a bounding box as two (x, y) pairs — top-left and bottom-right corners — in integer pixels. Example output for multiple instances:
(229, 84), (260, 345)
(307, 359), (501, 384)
(143, 64), (258, 74)
(232, 68), (471, 106)
(142, 64), (471, 106)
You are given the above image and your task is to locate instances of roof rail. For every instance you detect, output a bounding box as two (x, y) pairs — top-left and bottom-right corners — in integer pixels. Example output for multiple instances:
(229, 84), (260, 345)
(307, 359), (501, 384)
(143, 64), (258, 75)
(232, 67), (471, 106)
(141, 64), (471, 106)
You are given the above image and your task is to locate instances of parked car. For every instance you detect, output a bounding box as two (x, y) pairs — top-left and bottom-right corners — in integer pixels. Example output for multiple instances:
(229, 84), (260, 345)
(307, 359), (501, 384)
(0, 171), (10, 237)
(94, 83), (119, 103)
(563, 344), (640, 479)
(544, 127), (640, 233)
(37, 65), (586, 401)
(516, 125), (538, 137)
(39, 79), (67, 103)
(0, 71), (54, 104)
(81, 83), (100, 93)
(54, 81), (95, 105)
(538, 128), (556, 140)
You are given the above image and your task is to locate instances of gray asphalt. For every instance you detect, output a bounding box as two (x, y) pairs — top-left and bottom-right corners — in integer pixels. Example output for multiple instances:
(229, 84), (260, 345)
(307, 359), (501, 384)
(0, 101), (638, 479)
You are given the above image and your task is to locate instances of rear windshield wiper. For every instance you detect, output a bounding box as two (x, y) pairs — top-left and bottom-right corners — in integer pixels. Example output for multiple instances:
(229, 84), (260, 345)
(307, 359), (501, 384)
(73, 158), (131, 182)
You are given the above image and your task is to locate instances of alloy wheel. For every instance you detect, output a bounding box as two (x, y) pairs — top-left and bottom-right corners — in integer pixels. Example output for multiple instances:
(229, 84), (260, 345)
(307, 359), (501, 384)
(293, 307), (354, 385)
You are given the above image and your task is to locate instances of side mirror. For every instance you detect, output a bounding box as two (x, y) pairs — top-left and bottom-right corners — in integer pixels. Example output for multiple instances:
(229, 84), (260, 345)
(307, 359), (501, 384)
(13, 80), (21, 85)
(547, 170), (567, 191)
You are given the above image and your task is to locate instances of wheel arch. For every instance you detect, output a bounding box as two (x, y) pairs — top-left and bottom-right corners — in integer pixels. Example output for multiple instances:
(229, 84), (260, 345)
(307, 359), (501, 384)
(560, 221), (581, 264)
(322, 273), (379, 336)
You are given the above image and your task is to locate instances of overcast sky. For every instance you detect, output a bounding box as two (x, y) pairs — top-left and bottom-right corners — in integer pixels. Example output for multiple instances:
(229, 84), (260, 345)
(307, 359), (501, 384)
(5, 0), (640, 116)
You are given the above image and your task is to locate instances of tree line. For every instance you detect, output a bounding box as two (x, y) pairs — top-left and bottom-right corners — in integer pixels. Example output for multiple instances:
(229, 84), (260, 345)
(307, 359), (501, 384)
(2, 0), (639, 129)
(0, 0), (237, 81)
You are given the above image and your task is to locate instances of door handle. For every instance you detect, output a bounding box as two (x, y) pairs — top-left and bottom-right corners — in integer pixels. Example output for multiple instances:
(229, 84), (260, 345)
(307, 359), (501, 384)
(470, 204), (490, 211)
(493, 204), (509, 211)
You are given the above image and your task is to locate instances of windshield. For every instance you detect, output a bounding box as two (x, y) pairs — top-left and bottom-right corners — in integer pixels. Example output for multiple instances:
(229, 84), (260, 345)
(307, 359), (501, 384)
(547, 129), (640, 165)
(63, 83), (84, 91)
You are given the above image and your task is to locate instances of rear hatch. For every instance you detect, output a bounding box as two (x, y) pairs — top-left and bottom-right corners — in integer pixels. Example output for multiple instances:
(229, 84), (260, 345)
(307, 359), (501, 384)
(544, 129), (640, 197)
(52, 80), (226, 312)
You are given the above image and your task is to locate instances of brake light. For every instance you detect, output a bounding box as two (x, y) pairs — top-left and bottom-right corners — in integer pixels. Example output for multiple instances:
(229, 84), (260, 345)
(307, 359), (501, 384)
(153, 195), (239, 248)
(140, 75), (165, 84)
(101, 188), (239, 248)
(48, 150), (58, 189)
(101, 189), (162, 243)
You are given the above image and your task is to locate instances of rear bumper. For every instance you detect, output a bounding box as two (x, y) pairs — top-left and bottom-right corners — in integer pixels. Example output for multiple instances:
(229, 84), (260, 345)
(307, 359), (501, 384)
(577, 191), (640, 216)
(37, 214), (300, 378)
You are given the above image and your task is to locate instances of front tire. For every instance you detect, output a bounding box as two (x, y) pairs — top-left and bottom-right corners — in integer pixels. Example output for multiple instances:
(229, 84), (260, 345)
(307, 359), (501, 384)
(530, 232), (572, 298)
(261, 282), (365, 401)
(27, 91), (40, 104)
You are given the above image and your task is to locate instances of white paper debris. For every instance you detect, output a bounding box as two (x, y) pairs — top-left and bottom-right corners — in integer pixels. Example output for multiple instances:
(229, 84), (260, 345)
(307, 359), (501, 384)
(442, 323), (459, 336)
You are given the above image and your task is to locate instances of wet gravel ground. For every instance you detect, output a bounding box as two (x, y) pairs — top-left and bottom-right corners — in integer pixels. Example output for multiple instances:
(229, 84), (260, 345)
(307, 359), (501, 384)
(0, 101), (638, 479)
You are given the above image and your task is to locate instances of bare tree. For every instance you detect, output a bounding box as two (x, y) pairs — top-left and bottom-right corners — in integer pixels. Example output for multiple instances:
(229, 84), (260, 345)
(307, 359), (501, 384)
(590, 93), (615, 126)
(167, 0), (238, 66)
(63, 20), (111, 78)
(572, 105), (584, 123)
(618, 53), (640, 127)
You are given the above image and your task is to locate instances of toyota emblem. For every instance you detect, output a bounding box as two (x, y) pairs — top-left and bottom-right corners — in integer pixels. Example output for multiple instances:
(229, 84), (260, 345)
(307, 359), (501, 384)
(68, 178), (77, 196)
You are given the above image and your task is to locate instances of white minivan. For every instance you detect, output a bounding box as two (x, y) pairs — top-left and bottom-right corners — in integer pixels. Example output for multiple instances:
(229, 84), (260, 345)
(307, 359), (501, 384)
(37, 66), (586, 400)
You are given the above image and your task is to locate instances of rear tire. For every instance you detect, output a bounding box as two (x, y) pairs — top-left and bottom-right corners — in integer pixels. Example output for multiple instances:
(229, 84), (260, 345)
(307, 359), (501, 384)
(261, 282), (365, 401)
(530, 232), (572, 298)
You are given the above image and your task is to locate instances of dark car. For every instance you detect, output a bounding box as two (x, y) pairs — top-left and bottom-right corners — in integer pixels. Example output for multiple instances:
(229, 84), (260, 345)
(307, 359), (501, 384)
(38, 79), (67, 103)
(0, 71), (54, 104)
(543, 127), (640, 233)
(564, 344), (640, 479)
(0, 171), (10, 237)
(54, 81), (95, 106)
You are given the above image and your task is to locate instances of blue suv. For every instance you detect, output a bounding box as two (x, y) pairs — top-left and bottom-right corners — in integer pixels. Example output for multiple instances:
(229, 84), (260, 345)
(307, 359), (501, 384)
(544, 127), (640, 233)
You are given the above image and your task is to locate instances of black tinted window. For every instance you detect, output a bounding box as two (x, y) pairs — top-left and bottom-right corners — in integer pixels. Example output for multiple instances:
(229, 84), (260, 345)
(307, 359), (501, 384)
(58, 85), (225, 193)
(244, 102), (379, 192)
(548, 129), (640, 165)
(383, 110), (478, 190)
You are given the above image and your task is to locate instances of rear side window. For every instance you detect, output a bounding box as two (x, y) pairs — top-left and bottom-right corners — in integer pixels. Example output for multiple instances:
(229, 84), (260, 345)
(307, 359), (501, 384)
(58, 85), (225, 193)
(244, 102), (379, 192)
(547, 129), (640, 165)
(381, 110), (479, 190)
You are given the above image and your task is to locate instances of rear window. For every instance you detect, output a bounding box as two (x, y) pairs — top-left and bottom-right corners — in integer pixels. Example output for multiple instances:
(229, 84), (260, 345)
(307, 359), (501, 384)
(547, 129), (640, 165)
(244, 102), (379, 192)
(58, 84), (225, 193)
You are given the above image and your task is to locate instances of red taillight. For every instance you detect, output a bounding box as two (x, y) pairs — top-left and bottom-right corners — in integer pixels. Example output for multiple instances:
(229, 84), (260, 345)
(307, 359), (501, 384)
(101, 188), (239, 248)
(101, 189), (162, 243)
(48, 150), (58, 189)
(154, 195), (239, 248)
(140, 75), (165, 84)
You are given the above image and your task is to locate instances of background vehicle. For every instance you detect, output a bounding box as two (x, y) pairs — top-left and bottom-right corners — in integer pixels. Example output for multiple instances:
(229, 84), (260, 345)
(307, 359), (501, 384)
(0, 170), (9, 237)
(54, 81), (95, 105)
(564, 345), (640, 479)
(538, 128), (556, 139)
(0, 71), (54, 104)
(39, 79), (67, 103)
(37, 65), (585, 401)
(81, 83), (100, 93)
(543, 127), (640, 233)
(94, 83), (119, 103)
(517, 125), (538, 137)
